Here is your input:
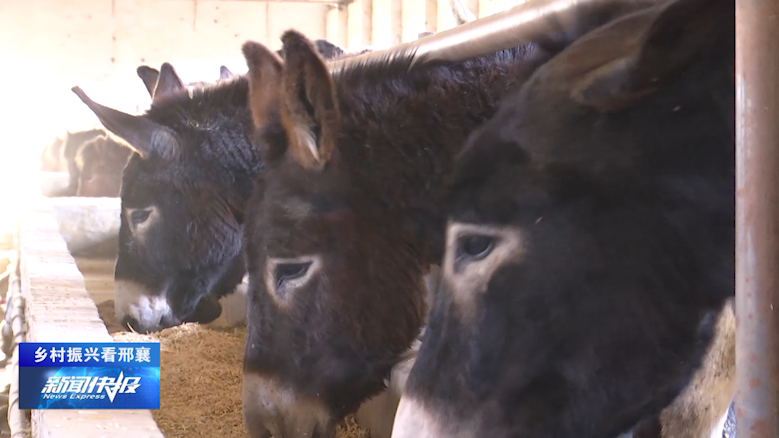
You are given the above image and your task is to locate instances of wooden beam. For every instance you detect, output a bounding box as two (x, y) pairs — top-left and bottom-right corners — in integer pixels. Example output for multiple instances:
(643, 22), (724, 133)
(347, 0), (373, 50)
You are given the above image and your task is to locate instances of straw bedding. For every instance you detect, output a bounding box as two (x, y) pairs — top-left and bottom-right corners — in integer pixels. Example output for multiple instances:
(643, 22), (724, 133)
(97, 299), (370, 438)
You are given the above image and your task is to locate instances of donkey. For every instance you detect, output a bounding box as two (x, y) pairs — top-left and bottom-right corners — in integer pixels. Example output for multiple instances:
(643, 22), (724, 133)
(70, 41), (350, 334)
(238, 31), (543, 437)
(391, 0), (734, 436)
(71, 64), (213, 200)
(39, 135), (66, 172)
(61, 128), (107, 196)
(137, 64), (236, 100)
(74, 134), (133, 197)
(304, 39), (345, 60)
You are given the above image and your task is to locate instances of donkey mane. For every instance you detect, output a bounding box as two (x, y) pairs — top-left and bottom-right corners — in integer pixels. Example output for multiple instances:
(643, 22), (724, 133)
(145, 76), (250, 125)
(330, 45), (535, 90)
(318, 44), (538, 215)
(254, 41), (541, 267)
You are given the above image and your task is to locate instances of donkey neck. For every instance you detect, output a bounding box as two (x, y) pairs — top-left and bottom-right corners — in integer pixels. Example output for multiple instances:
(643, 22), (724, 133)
(332, 47), (533, 210)
(329, 46), (535, 260)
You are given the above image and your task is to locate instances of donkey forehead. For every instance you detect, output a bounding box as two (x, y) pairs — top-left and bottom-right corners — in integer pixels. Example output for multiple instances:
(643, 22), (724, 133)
(120, 169), (183, 208)
(263, 166), (351, 209)
(276, 197), (314, 220)
(256, 198), (356, 248)
(264, 189), (355, 223)
(146, 94), (240, 130)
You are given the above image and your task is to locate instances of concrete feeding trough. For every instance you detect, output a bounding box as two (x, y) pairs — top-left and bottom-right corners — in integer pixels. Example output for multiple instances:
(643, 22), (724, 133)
(3, 185), (258, 437)
(49, 197), (121, 259)
(37, 172), (71, 199)
(5, 196), (164, 438)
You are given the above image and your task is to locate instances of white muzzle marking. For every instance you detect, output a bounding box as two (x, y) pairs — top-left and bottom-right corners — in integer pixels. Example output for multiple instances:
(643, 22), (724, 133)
(243, 372), (332, 438)
(114, 279), (173, 330)
(391, 396), (449, 438)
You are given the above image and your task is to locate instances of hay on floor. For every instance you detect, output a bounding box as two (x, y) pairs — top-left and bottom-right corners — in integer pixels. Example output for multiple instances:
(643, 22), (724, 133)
(98, 299), (370, 438)
(97, 299), (126, 334)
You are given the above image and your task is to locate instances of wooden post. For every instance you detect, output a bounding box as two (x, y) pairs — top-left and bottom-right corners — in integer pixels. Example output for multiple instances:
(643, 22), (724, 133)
(390, 0), (402, 46)
(478, 0), (523, 18)
(425, 0), (437, 32)
(401, 0), (438, 42)
(372, 0), (402, 48)
(401, 0), (423, 42)
(326, 5), (348, 50)
(437, 0), (457, 32)
(477, 0), (495, 18)
(347, 0), (373, 50)
(464, 0), (479, 17)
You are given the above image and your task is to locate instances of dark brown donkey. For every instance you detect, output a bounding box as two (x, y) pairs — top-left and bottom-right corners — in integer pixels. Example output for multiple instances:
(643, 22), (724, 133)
(74, 134), (133, 197)
(393, 0), (735, 436)
(70, 43), (347, 334)
(239, 32), (539, 438)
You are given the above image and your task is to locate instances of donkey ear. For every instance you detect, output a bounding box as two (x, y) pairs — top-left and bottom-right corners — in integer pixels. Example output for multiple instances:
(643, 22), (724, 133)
(571, 0), (732, 112)
(137, 66), (160, 98)
(243, 41), (284, 130)
(313, 39), (345, 60)
(71, 87), (180, 160)
(219, 65), (234, 80)
(243, 41), (289, 163)
(279, 30), (340, 170)
(152, 62), (185, 104)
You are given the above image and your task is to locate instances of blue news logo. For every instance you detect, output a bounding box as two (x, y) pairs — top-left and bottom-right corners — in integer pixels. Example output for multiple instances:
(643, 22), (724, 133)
(41, 372), (141, 402)
(19, 342), (160, 410)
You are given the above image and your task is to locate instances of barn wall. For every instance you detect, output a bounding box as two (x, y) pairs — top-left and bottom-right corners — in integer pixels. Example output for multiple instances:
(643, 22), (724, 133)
(338, 0), (524, 47)
(0, 0), (527, 216)
(0, 0), (330, 198)
(326, 5), (349, 49)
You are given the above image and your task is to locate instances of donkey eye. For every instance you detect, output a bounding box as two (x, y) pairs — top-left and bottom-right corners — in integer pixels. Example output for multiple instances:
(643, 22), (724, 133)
(274, 262), (312, 289)
(130, 209), (151, 226)
(457, 235), (495, 261)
